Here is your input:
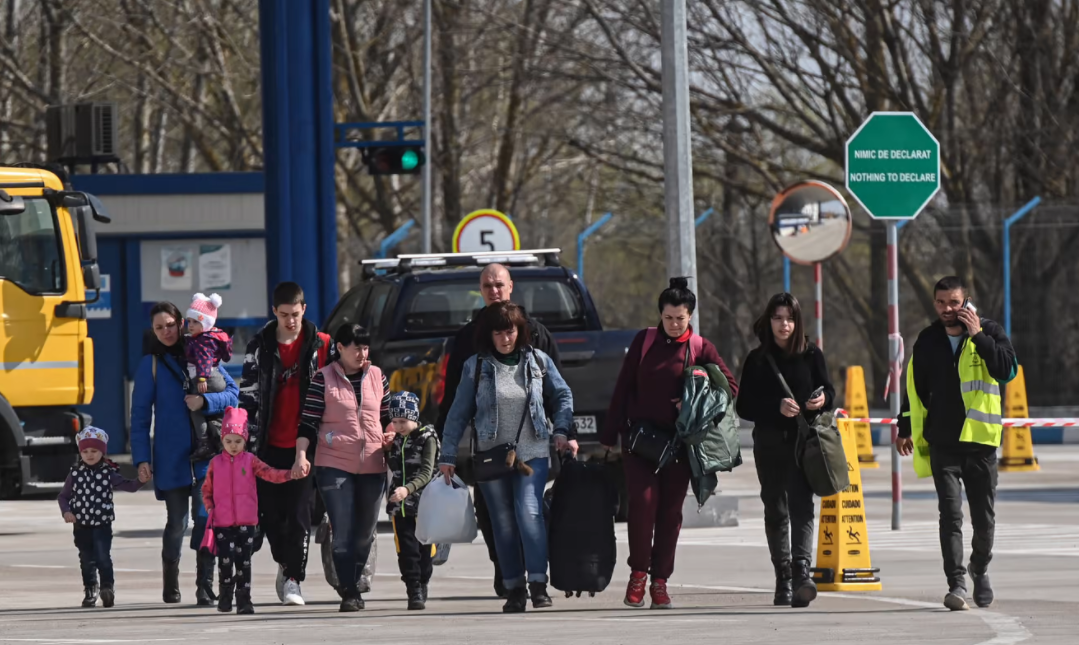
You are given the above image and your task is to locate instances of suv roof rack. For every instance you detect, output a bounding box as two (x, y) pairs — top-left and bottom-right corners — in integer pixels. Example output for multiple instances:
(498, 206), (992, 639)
(360, 248), (561, 279)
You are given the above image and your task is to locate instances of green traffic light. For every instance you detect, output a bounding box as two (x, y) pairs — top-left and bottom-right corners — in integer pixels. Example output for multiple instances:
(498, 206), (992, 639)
(401, 149), (420, 171)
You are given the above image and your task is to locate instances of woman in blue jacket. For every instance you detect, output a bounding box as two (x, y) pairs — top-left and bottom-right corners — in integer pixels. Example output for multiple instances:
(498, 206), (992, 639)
(130, 301), (239, 606)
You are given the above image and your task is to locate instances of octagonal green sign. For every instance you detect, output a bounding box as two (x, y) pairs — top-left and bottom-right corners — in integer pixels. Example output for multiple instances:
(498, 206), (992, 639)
(845, 112), (940, 220)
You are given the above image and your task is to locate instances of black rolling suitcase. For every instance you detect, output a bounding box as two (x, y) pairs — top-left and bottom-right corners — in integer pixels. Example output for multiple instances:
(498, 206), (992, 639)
(547, 456), (618, 597)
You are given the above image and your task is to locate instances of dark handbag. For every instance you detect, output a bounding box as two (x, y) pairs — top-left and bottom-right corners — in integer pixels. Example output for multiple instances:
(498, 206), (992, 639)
(765, 354), (850, 497)
(626, 420), (676, 466)
(470, 358), (532, 482)
(626, 339), (694, 469)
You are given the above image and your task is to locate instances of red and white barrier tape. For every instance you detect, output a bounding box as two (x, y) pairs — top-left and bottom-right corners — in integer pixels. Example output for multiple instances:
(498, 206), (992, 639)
(835, 409), (1078, 427)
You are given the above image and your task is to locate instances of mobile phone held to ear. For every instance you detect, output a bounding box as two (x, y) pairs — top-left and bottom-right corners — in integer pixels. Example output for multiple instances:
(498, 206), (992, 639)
(962, 297), (977, 313)
(808, 386), (825, 402)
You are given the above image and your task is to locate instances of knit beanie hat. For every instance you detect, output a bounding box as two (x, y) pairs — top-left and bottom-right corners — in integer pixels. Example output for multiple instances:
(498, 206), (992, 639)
(187, 293), (223, 329)
(220, 406), (249, 442)
(389, 391), (420, 423)
(76, 426), (109, 454)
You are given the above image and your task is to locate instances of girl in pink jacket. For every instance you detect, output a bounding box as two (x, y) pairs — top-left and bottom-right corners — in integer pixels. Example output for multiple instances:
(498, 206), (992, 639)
(202, 407), (292, 614)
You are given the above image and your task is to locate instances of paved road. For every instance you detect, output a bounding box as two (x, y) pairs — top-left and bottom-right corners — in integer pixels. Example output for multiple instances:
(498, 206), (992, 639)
(2, 446), (1076, 644)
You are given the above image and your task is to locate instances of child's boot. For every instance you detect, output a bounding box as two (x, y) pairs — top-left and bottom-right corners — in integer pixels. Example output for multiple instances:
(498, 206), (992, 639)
(407, 581), (426, 610)
(99, 586), (115, 608)
(188, 430), (217, 463)
(236, 587), (254, 615)
(81, 584), (99, 608)
(421, 582), (429, 602)
(217, 583), (234, 613)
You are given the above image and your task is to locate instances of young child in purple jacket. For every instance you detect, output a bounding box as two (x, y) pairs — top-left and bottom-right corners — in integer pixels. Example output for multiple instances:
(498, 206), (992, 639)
(58, 427), (144, 608)
(185, 292), (234, 462)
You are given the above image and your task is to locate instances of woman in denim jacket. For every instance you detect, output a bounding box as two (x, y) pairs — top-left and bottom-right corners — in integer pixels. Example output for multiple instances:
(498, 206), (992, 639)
(439, 301), (573, 613)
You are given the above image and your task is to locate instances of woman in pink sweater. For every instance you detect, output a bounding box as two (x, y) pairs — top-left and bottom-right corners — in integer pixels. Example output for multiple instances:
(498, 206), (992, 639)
(201, 407), (292, 615)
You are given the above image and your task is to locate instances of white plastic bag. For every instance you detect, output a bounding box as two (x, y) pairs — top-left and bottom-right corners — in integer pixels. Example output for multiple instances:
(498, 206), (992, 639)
(416, 475), (478, 545)
(317, 513), (377, 594)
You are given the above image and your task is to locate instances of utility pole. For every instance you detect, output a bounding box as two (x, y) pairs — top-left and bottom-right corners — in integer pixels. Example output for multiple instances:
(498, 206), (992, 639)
(661, 0), (698, 328)
(422, 0), (433, 252)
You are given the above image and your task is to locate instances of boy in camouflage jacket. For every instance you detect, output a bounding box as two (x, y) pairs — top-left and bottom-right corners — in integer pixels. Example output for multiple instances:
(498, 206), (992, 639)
(384, 391), (439, 610)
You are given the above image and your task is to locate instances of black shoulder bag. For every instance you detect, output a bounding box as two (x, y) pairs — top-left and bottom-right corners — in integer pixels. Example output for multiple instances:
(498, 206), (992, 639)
(470, 358), (532, 482)
(625, 338), (694, 471)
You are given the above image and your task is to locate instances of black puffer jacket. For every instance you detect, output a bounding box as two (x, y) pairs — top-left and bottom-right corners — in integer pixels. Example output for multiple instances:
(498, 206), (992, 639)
(238, 319), (333, 457)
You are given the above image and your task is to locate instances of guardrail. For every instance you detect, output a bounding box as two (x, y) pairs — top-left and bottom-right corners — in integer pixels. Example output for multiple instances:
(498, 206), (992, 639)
(835, 410), (1079, 427)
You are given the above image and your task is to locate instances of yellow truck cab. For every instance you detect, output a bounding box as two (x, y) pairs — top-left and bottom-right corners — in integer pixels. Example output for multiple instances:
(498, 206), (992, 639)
(0, 164), (108, 497)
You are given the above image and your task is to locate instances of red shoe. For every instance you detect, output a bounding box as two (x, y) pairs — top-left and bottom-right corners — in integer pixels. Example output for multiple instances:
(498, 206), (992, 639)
(650, 578), (672, 609)
(624, 571), (648, 608)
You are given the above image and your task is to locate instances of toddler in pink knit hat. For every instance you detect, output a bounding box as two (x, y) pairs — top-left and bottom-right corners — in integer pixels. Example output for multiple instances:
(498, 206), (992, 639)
(185, 293), (233, 462)
(201, 407), (293, 615)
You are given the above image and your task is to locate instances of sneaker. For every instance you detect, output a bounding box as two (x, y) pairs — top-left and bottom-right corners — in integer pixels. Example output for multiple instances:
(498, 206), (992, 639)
(275, 564), (286, 603)
(944, 587), (970, 611)
(282, 578), (305, 606)
(624, 571), (648, 608)
(100, 587), (115, 608)
(649, 578), (672, 609)
(970, 567), (994, 608)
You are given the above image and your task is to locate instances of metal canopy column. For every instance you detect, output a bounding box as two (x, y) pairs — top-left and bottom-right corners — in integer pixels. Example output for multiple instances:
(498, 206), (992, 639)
(259, 0), (338, 324)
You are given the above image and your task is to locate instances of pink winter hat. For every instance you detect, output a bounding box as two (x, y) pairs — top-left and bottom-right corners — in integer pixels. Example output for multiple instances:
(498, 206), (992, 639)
(187, 293), (223, 329)
(220, 406), (249, 442)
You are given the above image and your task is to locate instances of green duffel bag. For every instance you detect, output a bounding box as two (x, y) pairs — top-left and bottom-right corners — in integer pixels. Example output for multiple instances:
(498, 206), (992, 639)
(765, 355), (849, 497)
(794, 409), (849, 497)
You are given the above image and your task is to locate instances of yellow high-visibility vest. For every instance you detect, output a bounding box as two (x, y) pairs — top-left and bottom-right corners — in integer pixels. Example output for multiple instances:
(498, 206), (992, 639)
(904, 333), (1003, 478)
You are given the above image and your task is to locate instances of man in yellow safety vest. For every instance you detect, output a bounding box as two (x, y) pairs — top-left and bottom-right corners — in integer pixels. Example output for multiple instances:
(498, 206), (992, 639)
(897, 276), (1017, 612)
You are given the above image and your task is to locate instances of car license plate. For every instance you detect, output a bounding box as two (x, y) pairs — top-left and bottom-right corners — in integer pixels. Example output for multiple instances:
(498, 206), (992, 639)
(573, 415), (597, 434)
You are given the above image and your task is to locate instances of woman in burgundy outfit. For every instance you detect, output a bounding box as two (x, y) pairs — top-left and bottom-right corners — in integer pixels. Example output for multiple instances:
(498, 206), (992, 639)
(600, 278), (738, 609)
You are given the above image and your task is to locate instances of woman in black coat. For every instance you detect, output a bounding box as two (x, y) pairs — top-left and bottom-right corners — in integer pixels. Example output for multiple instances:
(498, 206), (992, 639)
(736, 293), (835, 609)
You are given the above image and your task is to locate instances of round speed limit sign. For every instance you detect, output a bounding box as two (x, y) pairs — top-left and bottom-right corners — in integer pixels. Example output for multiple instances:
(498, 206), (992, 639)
(452, 209), (521, 253)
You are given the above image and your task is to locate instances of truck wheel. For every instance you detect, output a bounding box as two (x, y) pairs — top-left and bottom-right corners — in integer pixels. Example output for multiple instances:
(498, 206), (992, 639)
(0, 433), (20, 499)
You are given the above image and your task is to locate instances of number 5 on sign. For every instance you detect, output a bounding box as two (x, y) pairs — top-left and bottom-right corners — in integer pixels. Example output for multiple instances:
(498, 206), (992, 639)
(453, 209), (520, 253)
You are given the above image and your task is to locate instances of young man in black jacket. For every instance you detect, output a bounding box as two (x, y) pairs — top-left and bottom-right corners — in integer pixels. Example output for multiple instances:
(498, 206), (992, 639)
(897, 276), (1016, 612)
(239, 282), (334, 607)
(435, 263), (577, 598)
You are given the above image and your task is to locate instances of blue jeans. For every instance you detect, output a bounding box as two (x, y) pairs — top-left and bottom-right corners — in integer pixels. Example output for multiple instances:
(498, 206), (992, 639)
(316, 467), (386, 594)
(477, 457), (549, 589)
(161, 480), (208, 562)
(73, 525), (113, 588)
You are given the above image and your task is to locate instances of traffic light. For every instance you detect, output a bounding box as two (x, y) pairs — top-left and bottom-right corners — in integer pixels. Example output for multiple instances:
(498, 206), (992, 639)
(363, 145), (426, 175)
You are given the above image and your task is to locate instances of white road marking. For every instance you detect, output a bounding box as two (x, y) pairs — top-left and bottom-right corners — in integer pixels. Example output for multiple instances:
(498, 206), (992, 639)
(677, 583), (1032, 645)
(667, 519), (1079, 558)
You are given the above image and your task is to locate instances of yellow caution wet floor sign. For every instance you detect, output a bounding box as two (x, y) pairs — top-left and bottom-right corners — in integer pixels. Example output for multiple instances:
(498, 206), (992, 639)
(813, 419), (882, 592)
(845, 366), (879, 468)
(1000, 365), (1039, 472)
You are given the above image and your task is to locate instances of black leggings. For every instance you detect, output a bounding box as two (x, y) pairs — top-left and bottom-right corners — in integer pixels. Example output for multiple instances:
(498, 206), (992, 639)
(216, 525), (256, 599)
(753, 430), (816, 567)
